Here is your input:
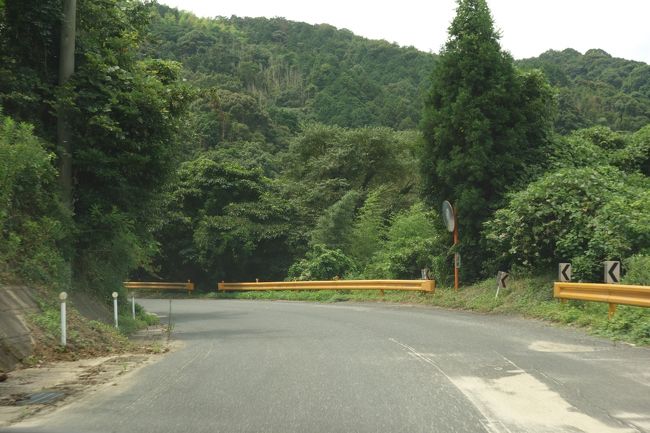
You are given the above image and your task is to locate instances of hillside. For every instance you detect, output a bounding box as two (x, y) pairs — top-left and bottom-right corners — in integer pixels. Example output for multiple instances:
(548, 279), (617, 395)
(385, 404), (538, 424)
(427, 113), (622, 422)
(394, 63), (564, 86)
(145, 6), (650, 136)
(518, 49), (650, 133)
(144, 5), (436, 132)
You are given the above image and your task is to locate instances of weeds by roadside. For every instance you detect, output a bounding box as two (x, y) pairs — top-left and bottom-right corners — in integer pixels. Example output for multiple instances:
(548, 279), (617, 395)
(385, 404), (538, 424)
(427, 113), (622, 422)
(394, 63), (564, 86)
(26, 292), (164, 365)
(192, 275), (650, 346)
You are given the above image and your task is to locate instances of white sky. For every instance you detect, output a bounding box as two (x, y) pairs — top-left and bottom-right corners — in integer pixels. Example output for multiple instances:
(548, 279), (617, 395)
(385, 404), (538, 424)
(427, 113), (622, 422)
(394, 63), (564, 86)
(157, 0), (650, 64)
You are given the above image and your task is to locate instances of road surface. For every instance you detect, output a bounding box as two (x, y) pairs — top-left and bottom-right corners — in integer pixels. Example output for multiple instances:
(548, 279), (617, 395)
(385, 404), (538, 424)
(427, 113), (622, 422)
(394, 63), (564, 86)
(4, 299), (650, 432)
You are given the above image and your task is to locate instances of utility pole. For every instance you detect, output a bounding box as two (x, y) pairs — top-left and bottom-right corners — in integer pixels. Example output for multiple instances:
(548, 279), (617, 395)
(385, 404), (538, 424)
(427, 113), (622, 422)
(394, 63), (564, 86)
(58, 0), (77, 211)
(58, 0), (77, 287)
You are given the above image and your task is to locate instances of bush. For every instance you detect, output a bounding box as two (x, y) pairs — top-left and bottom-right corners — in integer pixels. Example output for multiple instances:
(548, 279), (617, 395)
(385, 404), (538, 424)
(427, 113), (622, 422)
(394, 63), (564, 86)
(623, 255), (650, 285)
(365, 203), (447, 280)
(0, 111), (70, 287)
(287, 245), (356, 280)
(484, 165), (650, 280)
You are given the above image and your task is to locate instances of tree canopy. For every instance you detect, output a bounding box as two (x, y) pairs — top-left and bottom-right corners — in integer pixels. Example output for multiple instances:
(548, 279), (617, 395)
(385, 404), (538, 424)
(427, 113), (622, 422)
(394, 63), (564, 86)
(420, 0), (555, 279)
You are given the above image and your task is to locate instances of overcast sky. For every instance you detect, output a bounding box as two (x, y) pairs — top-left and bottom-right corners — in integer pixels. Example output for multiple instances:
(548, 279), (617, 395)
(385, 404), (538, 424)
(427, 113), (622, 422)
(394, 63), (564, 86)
(157, 0), (650, 64)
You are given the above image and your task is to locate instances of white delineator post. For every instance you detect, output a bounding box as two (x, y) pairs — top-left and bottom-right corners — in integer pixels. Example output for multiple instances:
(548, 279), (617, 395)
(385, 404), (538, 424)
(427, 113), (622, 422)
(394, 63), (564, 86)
(131, 294), (136, 319)
(59, 292), (68, 347)
(112, 292), (119, 329)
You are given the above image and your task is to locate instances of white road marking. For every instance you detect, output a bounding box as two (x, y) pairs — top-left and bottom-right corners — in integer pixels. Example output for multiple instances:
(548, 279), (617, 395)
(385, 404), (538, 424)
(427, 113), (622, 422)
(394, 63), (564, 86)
(390, 338), (512, 433)
(391, 338), (638, 433)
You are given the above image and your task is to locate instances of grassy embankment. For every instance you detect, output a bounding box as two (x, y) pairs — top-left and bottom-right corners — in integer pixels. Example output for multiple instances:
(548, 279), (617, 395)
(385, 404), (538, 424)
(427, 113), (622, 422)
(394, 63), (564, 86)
(196, 274), (650, 346)
(25, 289), (161, 365)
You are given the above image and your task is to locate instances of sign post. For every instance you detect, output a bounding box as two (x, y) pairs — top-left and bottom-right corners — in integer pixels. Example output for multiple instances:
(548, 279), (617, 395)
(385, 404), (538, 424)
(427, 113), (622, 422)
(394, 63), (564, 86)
(442, 201), (459, 290)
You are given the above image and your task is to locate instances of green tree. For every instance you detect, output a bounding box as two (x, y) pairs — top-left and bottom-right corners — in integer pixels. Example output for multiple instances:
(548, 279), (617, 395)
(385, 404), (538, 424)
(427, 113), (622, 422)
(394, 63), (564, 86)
(1, 0), (192, 296)
(348, 187), (389, 266)
(484, 166), (650, 280)
(365, 203), (446, 280)
(311, 190), (361, 251)
(154, 152), (297, 287)
(421, 0), (554, 280)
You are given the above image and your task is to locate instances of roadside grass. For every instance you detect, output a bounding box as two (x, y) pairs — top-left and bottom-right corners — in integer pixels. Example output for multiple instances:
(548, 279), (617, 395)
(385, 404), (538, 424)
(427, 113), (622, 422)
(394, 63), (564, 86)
(127, 276), (650, 345)
(28, 292), (162, 363)
(182, 275), (650, 346)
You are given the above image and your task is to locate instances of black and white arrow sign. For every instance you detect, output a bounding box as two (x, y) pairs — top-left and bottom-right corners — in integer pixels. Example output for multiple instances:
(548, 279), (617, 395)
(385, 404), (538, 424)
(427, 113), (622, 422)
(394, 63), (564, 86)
(495, 271), (509, 299)
(559, 263), (572, 282)
(497, 271), (508, 289)
(604, 261), (620, 284)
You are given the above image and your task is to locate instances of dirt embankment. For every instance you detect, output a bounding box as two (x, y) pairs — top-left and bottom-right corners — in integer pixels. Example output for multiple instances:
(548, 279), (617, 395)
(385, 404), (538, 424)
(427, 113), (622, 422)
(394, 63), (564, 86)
(0, 286), (40, 372)
(1, 284), (172, 427)
(0, 284), (152, 371)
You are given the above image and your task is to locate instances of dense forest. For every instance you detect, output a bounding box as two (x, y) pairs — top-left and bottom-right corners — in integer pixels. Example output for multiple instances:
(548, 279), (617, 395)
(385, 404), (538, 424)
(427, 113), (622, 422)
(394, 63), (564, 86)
(0, 0), (649, 297)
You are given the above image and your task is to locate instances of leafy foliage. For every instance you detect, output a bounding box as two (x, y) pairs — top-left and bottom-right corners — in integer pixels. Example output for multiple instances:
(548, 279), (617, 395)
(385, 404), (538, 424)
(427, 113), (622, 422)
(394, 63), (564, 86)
(154, 152), (297, 286)
(364, 204), (447, 280)
(0, 0), (191, 296)
(484, 166), (650, 280)
(287, 245), (356, 281)
(421, 0), (555, 280)
(144, 7), (436, 131)
(518, 49), (650, 133)
(0, 0), (648, 317)
(622, 255), (650, 285)
(0, 111), (69, 286)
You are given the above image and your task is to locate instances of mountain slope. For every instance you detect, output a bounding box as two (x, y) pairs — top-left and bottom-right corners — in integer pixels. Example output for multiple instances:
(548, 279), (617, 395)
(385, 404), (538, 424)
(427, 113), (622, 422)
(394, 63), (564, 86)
(518, 49), (650, 133)
(144, 5), (436, 131)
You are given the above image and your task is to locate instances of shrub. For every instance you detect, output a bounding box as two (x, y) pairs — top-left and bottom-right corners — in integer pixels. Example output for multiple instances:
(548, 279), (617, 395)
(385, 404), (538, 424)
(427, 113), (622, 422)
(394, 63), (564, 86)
(287, 245), (356, 280)
(0, 111), (70, 287)
(365, 203), (447, 280)
(484, 165), (650, 280)
(623, 255), (650, 285)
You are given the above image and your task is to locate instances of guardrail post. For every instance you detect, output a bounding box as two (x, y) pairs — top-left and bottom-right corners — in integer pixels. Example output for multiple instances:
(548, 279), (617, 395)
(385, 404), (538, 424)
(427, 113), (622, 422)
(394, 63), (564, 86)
(608, 303), (617, 319)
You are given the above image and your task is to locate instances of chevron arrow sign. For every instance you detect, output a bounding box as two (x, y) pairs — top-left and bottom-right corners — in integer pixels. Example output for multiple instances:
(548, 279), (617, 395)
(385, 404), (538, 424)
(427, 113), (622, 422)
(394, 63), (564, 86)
(559, 263), (572, 282)
(604, 261), (620, 284)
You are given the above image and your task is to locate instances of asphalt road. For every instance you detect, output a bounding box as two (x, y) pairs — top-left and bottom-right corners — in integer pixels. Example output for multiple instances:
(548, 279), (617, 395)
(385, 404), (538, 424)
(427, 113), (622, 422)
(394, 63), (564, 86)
(4, 299), (650, 433)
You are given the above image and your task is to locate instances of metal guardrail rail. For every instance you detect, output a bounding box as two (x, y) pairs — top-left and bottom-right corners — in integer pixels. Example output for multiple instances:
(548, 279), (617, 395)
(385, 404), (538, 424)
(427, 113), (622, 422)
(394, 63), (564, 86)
(554, 282), (650, 318)
(123, 281), (194, 294)
(218, 279), (435, 294)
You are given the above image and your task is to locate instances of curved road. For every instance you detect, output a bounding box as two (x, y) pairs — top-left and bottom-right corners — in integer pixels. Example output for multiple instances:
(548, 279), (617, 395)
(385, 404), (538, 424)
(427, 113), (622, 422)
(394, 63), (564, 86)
(5, 299), (650, 433)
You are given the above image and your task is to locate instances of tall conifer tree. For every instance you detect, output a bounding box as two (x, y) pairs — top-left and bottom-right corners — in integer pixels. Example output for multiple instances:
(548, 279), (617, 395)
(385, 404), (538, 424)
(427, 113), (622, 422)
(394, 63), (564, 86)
(421, 0), (554, 280)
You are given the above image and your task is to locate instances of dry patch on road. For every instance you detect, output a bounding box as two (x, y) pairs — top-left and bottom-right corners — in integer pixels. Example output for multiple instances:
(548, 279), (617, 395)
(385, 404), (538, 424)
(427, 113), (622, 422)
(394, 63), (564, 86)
(453, 372), (634, 433)
(391, 338), (638, 433)
(528, 340), (601, 353)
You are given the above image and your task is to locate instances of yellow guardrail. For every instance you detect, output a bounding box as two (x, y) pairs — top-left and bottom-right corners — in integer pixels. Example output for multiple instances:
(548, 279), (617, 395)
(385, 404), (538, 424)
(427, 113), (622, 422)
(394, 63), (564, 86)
(218, 279), (435, 294)
(123, 281), (195, 294)
(554, 282), (650, 318)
